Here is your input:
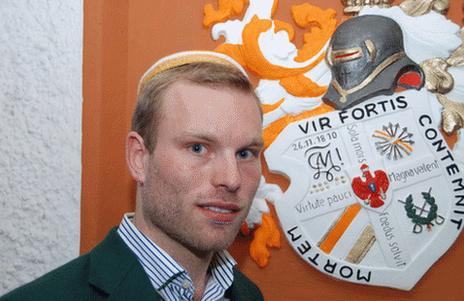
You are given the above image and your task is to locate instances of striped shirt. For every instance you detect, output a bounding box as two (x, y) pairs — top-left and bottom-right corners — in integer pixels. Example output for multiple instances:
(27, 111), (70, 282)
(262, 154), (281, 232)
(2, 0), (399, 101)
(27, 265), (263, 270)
(117, 213), (236, 301)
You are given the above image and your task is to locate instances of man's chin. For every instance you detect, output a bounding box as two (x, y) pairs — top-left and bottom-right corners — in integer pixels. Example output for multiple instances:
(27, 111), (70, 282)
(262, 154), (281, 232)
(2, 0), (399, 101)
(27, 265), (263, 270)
(188, 234), (236, 254)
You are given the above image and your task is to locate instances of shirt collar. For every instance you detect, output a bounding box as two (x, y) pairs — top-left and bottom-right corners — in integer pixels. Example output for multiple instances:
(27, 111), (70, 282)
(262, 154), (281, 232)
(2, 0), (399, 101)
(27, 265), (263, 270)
(117, 213), (236, 298)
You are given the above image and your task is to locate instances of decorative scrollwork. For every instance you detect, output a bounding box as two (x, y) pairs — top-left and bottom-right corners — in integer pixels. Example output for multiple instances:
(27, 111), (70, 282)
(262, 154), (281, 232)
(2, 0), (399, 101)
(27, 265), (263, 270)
(447, 29), (464, 66)
(436, 94), (464, 135)
(400, 0), (449, 16)
(341, 0), (392, 14)
(420, 58), (454, 94)
(420, 27), (464, 134)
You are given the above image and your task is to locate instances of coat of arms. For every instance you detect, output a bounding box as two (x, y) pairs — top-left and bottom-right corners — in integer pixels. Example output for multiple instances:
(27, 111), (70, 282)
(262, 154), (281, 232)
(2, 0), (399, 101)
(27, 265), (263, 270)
(203, 0), (464, 290)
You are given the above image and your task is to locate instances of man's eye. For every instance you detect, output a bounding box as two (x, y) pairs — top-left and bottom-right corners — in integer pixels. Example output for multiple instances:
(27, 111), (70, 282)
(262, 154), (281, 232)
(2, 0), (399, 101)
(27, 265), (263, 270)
(237, 150), (254, 160)
(190, 144), (206, 154)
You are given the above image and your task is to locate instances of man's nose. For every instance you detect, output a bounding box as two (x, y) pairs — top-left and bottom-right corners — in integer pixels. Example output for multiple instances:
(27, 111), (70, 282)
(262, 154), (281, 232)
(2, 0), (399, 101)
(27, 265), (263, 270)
(212, 153), (241, 192)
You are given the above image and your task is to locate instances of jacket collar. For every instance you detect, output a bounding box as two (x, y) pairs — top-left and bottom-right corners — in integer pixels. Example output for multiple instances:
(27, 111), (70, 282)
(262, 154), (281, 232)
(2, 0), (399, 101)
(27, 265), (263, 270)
(227, 268), (261, 301)
(88, 228), (161, 301)
(86, 228), (251, 301)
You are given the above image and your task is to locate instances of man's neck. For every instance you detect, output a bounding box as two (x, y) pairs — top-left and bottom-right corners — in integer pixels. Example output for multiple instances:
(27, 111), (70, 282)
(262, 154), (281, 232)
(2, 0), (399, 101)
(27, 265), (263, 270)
(133, 213), (214, 300)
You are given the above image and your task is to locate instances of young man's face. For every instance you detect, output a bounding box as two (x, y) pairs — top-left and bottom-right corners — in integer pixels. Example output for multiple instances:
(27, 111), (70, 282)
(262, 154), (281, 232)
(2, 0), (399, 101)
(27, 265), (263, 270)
(139, 80), (263, 254)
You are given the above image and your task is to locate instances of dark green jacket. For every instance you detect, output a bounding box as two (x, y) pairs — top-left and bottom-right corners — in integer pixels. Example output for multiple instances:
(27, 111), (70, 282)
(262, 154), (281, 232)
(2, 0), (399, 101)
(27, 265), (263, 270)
(1, 228), (264, 301)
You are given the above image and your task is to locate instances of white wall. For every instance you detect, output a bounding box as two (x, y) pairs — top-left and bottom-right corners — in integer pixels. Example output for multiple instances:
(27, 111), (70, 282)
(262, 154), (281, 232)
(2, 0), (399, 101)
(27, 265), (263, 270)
(0, 0), (83, 294)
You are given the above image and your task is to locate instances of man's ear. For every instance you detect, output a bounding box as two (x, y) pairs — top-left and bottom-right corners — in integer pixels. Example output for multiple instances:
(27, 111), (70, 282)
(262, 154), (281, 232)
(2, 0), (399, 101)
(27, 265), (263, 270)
(126, 131), (148, 184)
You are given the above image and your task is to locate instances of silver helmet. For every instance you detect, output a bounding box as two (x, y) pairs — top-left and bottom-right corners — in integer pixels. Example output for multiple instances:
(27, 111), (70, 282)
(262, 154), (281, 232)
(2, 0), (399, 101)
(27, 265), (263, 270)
(323, 15), (424, 110)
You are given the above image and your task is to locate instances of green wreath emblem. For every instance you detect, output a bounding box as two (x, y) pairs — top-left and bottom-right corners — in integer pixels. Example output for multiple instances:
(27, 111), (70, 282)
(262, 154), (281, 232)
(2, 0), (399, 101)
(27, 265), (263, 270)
(404, 190), (438, 231)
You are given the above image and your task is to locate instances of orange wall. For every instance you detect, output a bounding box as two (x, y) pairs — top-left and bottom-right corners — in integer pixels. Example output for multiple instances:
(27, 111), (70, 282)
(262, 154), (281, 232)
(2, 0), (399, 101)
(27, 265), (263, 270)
(82, 1), (464, 300)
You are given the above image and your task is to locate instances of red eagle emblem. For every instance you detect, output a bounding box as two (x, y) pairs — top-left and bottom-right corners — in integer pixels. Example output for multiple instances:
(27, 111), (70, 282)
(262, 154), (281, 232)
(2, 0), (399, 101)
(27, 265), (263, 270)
(351, 164), (389, 208)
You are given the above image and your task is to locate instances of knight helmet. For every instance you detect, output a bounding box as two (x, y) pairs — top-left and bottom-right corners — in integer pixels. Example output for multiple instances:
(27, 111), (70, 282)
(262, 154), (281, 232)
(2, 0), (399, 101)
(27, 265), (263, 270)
(322, 15), (424, 110)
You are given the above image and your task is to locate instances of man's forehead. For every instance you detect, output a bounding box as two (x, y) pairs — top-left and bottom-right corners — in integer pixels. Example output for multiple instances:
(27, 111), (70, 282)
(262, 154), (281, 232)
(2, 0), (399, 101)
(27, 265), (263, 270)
(163, 80), (262, 118)
(163, 80), (255, 107)
(158, 83), (261, 137)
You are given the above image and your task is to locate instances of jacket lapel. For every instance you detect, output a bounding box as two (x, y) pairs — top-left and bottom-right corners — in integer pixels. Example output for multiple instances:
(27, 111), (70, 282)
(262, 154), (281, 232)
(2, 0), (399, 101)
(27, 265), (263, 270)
(87, 228), (161, 301)
(227, 268), (263, 301)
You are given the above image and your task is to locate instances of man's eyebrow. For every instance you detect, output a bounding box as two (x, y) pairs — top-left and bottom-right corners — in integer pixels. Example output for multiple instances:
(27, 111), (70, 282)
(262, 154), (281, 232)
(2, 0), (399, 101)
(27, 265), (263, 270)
(177, 132), (217, 143)
(177, 132), (264, 148)
(245, 138), (264, 149)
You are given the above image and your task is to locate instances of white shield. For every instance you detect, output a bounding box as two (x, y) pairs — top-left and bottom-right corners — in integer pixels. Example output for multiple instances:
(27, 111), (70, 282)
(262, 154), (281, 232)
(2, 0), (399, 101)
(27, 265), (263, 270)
(265, 89), (464, 290)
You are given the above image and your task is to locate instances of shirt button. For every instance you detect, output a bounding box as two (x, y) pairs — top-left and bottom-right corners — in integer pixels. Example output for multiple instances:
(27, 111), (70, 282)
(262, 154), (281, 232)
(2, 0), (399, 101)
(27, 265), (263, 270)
(182, 280), (190, 289)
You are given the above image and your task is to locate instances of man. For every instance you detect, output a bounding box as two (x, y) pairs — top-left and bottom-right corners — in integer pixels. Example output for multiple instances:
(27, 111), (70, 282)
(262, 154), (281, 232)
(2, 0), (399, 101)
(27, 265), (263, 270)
(1, 51), (264, 301)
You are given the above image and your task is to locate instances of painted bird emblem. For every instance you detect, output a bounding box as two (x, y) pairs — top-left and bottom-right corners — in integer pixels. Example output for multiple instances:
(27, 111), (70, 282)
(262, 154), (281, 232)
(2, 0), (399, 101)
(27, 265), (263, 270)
(351, 164), (389, 208)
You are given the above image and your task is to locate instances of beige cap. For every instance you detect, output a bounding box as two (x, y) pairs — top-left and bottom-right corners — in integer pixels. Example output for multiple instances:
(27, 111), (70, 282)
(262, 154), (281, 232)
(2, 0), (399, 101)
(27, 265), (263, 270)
(138, 50), (247, 94)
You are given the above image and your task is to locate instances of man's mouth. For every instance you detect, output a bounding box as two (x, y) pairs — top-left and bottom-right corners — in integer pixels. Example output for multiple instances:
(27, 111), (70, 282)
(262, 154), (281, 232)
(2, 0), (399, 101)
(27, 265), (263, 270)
(198, 204), (240, 224)
(203, 206), (234, 213)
